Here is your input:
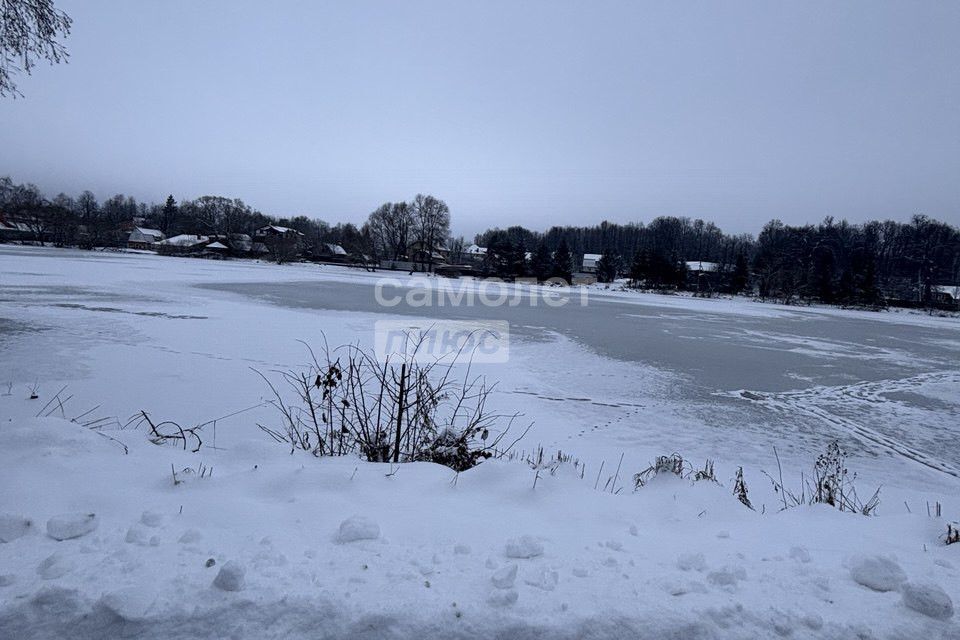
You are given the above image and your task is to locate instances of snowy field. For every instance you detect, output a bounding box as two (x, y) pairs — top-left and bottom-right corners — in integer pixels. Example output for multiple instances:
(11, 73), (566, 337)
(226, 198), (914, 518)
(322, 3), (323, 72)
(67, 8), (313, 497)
(1, 245), (959, 638)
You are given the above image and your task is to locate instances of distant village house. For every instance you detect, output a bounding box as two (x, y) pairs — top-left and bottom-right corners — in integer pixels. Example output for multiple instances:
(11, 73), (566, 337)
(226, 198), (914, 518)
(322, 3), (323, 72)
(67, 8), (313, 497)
(127, 227), (165, 250)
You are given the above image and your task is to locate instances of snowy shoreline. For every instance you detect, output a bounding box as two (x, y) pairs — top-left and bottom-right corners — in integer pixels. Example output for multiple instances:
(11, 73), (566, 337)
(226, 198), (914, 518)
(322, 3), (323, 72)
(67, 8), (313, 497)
(1, 413), (957, 639)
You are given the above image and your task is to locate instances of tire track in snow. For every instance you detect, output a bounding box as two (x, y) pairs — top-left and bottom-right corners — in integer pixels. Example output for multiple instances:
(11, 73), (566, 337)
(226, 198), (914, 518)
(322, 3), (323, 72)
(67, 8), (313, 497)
(729, 370), (960, 479)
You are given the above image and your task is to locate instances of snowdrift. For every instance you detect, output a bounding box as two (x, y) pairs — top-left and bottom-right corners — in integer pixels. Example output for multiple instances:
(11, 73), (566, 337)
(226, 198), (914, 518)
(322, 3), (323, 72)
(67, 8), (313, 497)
(0, 416), (957, 639)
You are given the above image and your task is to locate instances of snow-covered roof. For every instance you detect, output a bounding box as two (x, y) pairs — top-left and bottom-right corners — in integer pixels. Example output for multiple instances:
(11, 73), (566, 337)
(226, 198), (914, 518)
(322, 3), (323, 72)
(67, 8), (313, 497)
(685, 261), (720, 273)
(206, 241), (228, 250)
(161, 234), (209, 247)
(0, 220), (32, 232)
(258, 225), (304, 235)
(133, 227), (163, 238)
(934, 285), (959, 298)
(583, 254), (602, 261)
(325, 243), (348, 255)
(466, 244), (487, 255)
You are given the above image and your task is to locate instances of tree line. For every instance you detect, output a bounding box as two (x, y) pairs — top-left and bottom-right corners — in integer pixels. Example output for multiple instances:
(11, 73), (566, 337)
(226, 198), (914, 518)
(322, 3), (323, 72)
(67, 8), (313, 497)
(0, 177), (450, 263)
(473, 215), (960, 307)
(2, 176), (958, 307)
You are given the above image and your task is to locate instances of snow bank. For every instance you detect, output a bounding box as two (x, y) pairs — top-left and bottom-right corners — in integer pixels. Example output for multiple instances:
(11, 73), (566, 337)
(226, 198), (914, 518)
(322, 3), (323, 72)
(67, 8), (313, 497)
(1, 415), (958, 639)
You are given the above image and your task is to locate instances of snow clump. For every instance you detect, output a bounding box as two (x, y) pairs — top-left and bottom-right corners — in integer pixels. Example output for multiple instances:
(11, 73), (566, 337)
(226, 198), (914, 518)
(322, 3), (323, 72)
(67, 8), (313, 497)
(849, 555), (907, 592)
(505, 535), (543, 559)
(46, 513), (99, 541)
(212, 561), (246, 591)
(336, 516), (380, 543)
(491, 563), (518, 589)
(901, 582), (954, 620)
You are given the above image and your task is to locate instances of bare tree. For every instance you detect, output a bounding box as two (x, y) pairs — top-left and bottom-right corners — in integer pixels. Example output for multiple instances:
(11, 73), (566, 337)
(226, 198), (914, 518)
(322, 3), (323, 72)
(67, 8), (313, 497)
(263, 232), (299, 264)
(412, 194), (450, 269)
(367, 201), (413, 261)
(1, 0), (72, 97)
(448, 235), (466, 264)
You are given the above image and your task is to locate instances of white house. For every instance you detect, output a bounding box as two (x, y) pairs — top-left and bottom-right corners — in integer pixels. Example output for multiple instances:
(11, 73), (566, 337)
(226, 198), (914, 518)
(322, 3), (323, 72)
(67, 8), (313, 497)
(127, 227), (165, 249)
(685, 261), (720, 274)
(582, 254), (602, 273)
(464, 244), (487, 265)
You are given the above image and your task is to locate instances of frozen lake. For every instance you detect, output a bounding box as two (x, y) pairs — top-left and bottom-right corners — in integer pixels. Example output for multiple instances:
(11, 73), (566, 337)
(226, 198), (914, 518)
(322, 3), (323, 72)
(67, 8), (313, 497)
(204, 278), (960, 480)
(3, 246), (959, 493)
(205, 279), (959, 392)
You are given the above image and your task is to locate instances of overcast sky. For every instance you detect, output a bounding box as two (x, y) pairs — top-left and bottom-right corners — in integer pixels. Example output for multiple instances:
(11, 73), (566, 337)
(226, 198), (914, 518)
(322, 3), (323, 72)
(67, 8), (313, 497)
(2, 1), (958, 238)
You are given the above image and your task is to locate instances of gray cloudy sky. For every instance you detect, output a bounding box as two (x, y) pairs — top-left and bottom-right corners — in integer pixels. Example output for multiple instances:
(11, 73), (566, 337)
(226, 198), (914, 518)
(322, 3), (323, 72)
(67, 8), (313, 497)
(2, 0), (958, 237)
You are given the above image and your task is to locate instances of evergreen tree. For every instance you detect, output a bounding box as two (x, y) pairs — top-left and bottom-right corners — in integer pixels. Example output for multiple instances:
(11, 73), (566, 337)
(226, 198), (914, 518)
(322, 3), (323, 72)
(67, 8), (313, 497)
(160, 195), (177, 234)
(731, 251), (749, 294)
(629, 249), (650, 286)
(671, 252), (688, 289)
(595, 250), (621, 283)
(811, 245), (836, 303)
(837, 268), (854, 303)
(551, 239), (573, 283)
(530, 241), (553, 283)
(508, 237), (528, 278)
(483, 231), (514, 279)
(647, 249), (673, 288)
(858, 259), (882, 306)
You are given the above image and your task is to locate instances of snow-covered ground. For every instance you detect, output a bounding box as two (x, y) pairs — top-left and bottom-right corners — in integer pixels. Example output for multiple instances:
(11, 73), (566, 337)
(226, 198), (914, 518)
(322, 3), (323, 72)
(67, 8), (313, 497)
(1, 245), (958, 638)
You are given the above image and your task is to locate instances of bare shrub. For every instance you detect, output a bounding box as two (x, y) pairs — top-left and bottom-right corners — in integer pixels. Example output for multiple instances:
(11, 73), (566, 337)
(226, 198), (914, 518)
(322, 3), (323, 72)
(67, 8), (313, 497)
(633, 453), (687, 488)
(733, 466), (753, 510)
(633, 455), (723, 489)
(945, 523), (959, 546)
(763, 441), (881, 515)
(130, 410), (203, 453)
(694, 459), (717, 483)
(171, 461), (213, 486)
(255, 334), (523, 471)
